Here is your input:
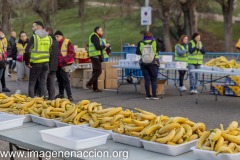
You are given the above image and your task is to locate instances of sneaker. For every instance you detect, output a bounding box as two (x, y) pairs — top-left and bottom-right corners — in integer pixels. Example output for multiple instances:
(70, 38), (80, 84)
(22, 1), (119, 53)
(7, 73), (11, 77)
(68, 97), (73, 101)
(2, 87), (11, 92)
(152, 97), (159, 100)
(146, 97), (151, 100)
(86, 85), (93, 90)
(55, 94), (64, 99)
(15, 89), (21, 94)
(194, 89), (198, 94)
(181, 86), (187, 91)
(93, 89), (102, 92)
(190, 89), (195, 95)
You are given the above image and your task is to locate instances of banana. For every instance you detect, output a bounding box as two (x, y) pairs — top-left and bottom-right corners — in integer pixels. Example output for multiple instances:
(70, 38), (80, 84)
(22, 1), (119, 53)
(99, 117), (114, 124)
(145, 124), (163, 135)
(122, 118), (132, 124)
(172, 127), (185, 143)
(52, 108), (65, 112)
(91, 120), (100, 128)
(62, 106), (76, 119)
(13, 94), (25, 102)
(62, 109), (78, 123)
(220, 124), (224, 131)
(184, 120), (195, 127)
(32, 107), (41, 114)
(61, 100), (69, 110)
(55, 98), (61, 108)
(228, 121), (238, 132)
(228, 130), (239, 136)
(135, 113), (156, 120)
(0, 97), (15, 104)
(134, 108), (155, 115)
(173, 117), (187, 124)
(222, 132), (240, 145)
(90, 113), (98, 122)
(88, 102), (98, 113)
(158, 123), (180, 134)
(177, 138), (184, 144)
(28, 108), (40, 116)
(228, 143), (235, 152)
(156, 129), (176, 144)
(216, 146), (233, 155)
(44, 107), (54, 118)
(73, 110), (87, 125)
(79, 100), (90, 106)
(119, 110), (132, 117)
(0, 101), (14, 108)
(131, 119), (150, 127)
(150, 134), (157, 142)
(103, 107), (122, 117)
(212, 129), (222, 141)
(102, 124), (119, 130)
(189, 134), (198, 141)
(196, 131), (210, 149)
(111, 114), (124, 125)
(51, 100), (56, 107)
(125, 125), (144, 132)
(81, 114), (92, 121)
(16, 100), (35, 109)
(94, 107), (114, 114)
(181, 124), (192, 137)
(197, 123), (206, 132)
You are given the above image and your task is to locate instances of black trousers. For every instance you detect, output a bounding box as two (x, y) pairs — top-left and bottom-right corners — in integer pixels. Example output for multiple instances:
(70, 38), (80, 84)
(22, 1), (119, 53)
(87, 58), (102, 90)
(178, 70), (186, 87)
(47, 71), (56, 100)
(1, 67), (6, 88)
(56, 68), (72, 97)
(28, 63), (49, 98)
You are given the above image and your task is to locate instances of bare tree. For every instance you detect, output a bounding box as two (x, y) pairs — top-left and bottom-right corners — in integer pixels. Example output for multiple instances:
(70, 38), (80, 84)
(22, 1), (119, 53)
(1, 0), (11, 34)
(215, 0), (235, 52)
(78, 0), (85, 47)
(32, 0), (58, 26)
(179, 0), (198, 37)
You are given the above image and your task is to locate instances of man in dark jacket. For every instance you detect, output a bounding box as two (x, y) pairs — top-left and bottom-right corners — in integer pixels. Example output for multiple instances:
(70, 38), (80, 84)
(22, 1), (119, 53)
(45, 27), (58, 100)
(7, 31), (17, 77)
(86, 26), (110, 92)
(54, 30), (74, 101)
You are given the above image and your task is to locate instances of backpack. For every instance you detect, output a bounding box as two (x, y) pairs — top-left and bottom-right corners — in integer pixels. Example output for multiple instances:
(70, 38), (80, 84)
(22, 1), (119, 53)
(141, 40), (155, 64)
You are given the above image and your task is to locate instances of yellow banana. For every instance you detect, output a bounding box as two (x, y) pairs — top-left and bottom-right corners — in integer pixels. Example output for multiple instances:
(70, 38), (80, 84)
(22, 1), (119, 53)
(91, 120), (100, 128)
(130, 131), (141, 137)
(51, 100), (56, 107)
(196, 131), (210, 149)
(94, 107), (114, 114)
(111, 114), (124, 125)
(173, 117), (187, 124)
(135, 113), (156, 120)
(81, 114), (91, 121)
(79, 100), (90, 106)
(28, 108), (40, 116)
(90, 113), (98, 122)
(119, 110), (132, 117)
(61, 100), (69, 110)
(214, 136), (224, 151)
(16, 100), (35, 109)
(156, 129), (176, 144)
(197, 123), (206, 132)
(0, 97), (15, 104)
(222, 132), (240, 145)
(55, 98), (61, 108)
(0, 101), (14, 108)
(102, 124), (119, 130)
(158, 123), (180, 134)
(184, 120), (195, 127)
(212, 129), (222, 141)
(216, 146), (233, 155)
(189, 134), (198, 141)
(52, 108), (65, 112)
(172, 127), (185, 143)
(122, 118), (132, 124)
(73, 110), (87, 125)
(13, 94), (25, 102)
(134, 108), (155, 115)
(88, 102), (98, 113)
(181, 124), (192, 137)
(62, 106), (76, 119)
(131, 119), (150, 127)
(228, 121), (238, 132)
(145, 124), (163, 135)
(62, 109), (78, 123)
(177, 138), (184, 144)
(125, 125), (144, 132)
(99, 117), (114, 124)
(228, 130), (239, 136)
(103, 107), (122, 117)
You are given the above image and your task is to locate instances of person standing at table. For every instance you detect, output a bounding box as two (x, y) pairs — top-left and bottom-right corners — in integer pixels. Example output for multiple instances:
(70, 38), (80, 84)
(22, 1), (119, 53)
(13, 31), (29, 94)
(175, 35), (189, 92)
(136, 31), (159, 100)
(86, 26), (110, 92)
(188, 32), (206, 94)
(7, 31), (17, 77)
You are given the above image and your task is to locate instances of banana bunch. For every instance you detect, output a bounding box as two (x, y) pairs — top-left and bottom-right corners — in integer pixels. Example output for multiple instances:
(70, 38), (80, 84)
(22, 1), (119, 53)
(196, 121), (240, 155)
(205, 56), (240, 69)
(89, 107), (135, 130)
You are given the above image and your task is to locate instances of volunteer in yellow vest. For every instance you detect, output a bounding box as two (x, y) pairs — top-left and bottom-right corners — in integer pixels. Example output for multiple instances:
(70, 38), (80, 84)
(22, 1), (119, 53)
(12, 31), (29, 94)
(0, 29), (8, 91)
(86, 26), (110, 92)
(24, 21), (53, 98)
(101, 37), (111, 62)
(175, 35), (189, 92)
(54, 30), (74, 101)
(136, 31), (159, 100)
(188, 32), (206, 94)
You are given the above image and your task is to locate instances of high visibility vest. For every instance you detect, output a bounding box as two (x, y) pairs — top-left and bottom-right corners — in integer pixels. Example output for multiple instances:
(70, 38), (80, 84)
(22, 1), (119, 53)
(139, 40), (159, 58)
(61, 39), (70, 57)
(174, 44), (188, 62)
(16, 42), (27, 55)
(0, 38), (7, 53)
(30, 35), (52, 63)
(101, 38), (109, 58)
(88, 33), (101, 57)
(188, 40), (203, 64)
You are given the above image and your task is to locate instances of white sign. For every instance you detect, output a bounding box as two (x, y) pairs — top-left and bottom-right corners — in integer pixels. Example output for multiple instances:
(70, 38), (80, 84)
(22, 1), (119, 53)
(141, 7), (152, 25)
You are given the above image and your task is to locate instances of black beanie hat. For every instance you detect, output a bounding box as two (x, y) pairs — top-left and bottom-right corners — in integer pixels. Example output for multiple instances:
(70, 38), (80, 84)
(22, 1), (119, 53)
(54, 30), (64, 36)
(191, 32), (200, 40)
(34, 21), (44, 28)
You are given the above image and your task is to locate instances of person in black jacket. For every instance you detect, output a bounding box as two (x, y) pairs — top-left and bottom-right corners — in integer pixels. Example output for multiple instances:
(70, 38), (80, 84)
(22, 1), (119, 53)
(7, 31), (17, 77)
(45, 26), (58, 100)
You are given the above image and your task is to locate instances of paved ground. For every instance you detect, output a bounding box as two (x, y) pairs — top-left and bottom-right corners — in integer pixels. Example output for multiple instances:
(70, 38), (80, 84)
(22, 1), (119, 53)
(0, 74), (240, 159)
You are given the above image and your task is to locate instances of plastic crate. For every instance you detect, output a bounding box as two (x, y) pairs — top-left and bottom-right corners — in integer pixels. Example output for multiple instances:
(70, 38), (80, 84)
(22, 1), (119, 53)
(122, 46), (137, 54)
(125, 69), (143, 78)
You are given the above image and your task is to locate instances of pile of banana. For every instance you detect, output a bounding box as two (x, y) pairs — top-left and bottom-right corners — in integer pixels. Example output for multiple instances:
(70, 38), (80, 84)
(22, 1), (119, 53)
(111, 108), (206, 145)
(0, 94), (103, 125)
(205, 56), (240, 69)
(196, 121), (240, 155)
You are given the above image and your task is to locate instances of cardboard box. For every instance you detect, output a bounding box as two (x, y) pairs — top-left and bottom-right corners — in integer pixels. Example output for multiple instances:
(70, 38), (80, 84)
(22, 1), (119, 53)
(210, 85), (224, 96)
(83, 79), (104, 90)
(226, 76), (240, 86)
(159, 55), (173, 63)
(70, 69), (83, 79)
(102, 62), (118, 70)
(140, 78), (166, 96)
(224, 86), (240, 97)
(126, 54), (140, 61)
(118, 60), (139, 68)
(105, 79), (118, 89)
(166, 62), (187, 69)
(83, 69), (105, 80)
(71, 78), (83, 88)
(105, 69), (118, 79)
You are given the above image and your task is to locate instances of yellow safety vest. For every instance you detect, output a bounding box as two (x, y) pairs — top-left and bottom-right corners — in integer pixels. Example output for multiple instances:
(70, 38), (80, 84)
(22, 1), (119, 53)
(188, 40), (203, 64)
(88, 33), (101, 57)
(61, 39), (70, 57)
(0, 38), (7, 53)
(16, 42), (27, 55)
(174, 44), (188, 62)
(30, 35), (52, 63)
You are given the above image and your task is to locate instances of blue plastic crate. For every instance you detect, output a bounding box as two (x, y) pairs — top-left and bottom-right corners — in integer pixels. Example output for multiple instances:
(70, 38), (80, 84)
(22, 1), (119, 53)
(122, 46), (137, 54)
(125, 69), (143, 78)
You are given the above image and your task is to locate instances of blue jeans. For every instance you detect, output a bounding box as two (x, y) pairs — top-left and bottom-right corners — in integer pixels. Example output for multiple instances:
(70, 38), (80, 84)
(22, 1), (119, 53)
(188, 64), (201, 90)
(140, 64), (159, 97)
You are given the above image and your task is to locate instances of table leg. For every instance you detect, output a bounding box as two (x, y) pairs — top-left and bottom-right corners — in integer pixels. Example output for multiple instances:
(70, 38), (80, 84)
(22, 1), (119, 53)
(174, 70), (182, 96)
(196, 73), (205, 104)
(9, 143), (14, 160)
(117, 68), (124, 94)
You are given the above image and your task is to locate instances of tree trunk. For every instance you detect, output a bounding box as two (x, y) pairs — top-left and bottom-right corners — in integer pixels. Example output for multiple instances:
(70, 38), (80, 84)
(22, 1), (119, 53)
(32, 0), (52, 26)
(223, 9), (233, 52)
(2, 0), (11, 34)
(79, 0), (85, 47)
(162, 16), (172, 51)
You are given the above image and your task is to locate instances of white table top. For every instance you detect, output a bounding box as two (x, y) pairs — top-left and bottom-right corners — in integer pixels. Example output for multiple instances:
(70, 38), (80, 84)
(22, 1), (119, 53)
(190, 69), (240, 76)
(112, 65), (188, 71)
(0, 122), (196, 160)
